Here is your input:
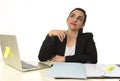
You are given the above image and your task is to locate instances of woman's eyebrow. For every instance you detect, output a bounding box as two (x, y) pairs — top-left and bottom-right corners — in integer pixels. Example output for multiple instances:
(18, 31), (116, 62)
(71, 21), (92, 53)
(70, 13), (84, 20)
(78, 16), (84, 19)
(71, 13), (84, 18)
(70, 13), (75, 16)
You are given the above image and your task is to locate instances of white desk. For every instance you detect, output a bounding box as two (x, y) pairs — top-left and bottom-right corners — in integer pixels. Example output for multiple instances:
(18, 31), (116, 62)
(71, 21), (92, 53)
(0, 55), (119, 81)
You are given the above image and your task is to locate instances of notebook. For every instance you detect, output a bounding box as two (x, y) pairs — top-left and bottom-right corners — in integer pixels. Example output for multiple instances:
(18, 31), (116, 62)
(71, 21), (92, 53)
(85, 64), (120, 78)
(47, 62), (87, 79)
(47, 62), (120, 79)
(0, 34), (50, 72)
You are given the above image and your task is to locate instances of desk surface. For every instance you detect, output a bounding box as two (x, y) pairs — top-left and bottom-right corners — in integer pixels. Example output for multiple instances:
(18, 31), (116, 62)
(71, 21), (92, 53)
(0, 55), (119, 81)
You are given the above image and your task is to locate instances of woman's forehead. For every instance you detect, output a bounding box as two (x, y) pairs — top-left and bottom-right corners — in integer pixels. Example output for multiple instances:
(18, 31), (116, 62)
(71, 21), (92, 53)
(71, 10), (84, 16)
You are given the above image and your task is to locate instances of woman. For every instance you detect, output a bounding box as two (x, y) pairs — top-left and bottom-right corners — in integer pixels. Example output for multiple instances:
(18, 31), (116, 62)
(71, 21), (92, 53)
(38, 8), (97, 63)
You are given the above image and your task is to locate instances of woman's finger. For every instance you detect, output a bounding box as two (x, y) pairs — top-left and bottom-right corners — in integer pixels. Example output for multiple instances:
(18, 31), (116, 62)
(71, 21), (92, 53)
(58, 32), (64, 42)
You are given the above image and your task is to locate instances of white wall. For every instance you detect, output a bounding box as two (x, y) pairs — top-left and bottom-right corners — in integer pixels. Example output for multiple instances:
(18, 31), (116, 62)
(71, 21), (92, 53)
(0, 0), (120, 64)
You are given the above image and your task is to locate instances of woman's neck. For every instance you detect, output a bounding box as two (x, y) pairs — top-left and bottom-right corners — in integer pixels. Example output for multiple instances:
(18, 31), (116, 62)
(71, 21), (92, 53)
(67, 30), (78, 40)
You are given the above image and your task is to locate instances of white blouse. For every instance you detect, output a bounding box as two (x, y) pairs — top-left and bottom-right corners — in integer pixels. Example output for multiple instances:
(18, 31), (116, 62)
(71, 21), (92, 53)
(64, 45), (76, 56)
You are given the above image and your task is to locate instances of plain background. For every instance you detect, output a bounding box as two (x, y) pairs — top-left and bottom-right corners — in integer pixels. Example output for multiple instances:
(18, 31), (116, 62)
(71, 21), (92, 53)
(0, 0), (120, 64)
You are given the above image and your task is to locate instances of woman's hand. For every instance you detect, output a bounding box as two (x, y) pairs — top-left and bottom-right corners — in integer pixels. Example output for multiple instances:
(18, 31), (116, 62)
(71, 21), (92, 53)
(51, 55), (65, 62)
(48, 30), (66, 42)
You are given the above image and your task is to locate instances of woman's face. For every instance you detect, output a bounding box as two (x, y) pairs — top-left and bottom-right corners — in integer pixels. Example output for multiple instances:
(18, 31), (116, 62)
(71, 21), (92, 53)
(67, 10), (85, 31)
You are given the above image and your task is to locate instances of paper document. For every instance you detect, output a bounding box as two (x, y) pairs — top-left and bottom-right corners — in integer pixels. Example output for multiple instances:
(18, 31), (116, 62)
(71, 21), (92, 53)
(47, 62), (87, 79)
(85, 64), (120, 78)
(47, 63), (120, 79)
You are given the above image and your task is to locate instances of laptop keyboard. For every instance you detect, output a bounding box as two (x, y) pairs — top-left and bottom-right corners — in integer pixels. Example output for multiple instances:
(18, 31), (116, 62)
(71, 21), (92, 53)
(21, 61), (37, 69)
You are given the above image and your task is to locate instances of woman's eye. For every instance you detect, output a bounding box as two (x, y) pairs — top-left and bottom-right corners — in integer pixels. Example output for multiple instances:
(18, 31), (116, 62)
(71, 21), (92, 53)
(70, 14), (75, 18)
(77, 17), (83, 21)
(78, 18), (82, 21)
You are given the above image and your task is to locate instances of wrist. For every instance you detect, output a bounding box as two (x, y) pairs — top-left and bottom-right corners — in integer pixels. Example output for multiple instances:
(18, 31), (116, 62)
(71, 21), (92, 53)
(48, 33), (52, 37)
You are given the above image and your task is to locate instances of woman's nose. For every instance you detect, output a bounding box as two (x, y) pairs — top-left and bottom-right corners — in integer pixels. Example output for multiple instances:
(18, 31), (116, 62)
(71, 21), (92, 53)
(73, 17), (77, 22)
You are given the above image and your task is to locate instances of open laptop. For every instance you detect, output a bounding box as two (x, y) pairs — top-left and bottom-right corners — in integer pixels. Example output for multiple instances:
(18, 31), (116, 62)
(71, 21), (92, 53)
(0, 34), (51, 72)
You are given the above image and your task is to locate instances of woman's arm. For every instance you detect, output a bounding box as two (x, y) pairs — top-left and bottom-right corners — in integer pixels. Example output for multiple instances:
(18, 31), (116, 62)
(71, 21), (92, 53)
(38, 30), (67, 62)
(38, 35), (56, 61)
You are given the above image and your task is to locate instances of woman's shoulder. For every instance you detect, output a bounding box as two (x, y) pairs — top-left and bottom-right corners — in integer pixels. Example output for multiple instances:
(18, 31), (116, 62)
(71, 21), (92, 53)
(82, 32), (94, 38)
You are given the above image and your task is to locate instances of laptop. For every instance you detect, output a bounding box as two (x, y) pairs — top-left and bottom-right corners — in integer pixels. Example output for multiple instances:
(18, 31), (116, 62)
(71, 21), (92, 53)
(0, 34), (51, 72)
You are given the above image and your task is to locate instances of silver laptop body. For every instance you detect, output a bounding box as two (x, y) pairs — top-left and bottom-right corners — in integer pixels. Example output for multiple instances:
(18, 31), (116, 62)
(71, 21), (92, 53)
(0, 34), (50, 72)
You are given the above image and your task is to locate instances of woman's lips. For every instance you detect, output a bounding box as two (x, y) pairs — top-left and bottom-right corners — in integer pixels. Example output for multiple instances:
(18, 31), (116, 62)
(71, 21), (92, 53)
(70, 23), (76, 26)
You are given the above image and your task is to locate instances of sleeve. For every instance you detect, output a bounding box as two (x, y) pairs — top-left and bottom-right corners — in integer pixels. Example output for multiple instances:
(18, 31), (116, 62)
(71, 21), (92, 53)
(65, 33), (98, 64)
(38, 35), (56, 61)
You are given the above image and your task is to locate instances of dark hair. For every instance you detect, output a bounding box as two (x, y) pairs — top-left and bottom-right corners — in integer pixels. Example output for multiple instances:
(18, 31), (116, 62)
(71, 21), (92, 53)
(69, 8), (87, 24)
